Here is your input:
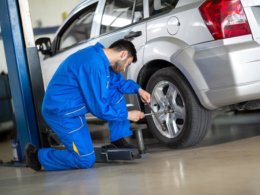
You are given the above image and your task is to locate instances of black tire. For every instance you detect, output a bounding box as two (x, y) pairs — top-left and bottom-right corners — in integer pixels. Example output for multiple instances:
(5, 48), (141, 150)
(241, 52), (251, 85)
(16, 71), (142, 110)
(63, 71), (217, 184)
(145, 67), (211, 148)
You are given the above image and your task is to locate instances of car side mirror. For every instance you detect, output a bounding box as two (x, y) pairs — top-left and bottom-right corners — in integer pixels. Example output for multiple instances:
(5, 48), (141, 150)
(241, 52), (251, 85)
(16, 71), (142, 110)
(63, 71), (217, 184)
(35, 37), (52, 56)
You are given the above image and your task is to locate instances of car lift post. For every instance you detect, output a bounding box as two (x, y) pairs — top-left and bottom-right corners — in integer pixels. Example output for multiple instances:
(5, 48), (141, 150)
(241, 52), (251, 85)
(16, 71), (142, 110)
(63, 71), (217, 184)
(0, 0), (48, 162)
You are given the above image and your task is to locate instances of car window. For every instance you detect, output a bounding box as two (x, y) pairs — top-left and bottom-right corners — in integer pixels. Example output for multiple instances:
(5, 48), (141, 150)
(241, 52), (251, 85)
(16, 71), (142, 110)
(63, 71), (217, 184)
(58, 3), (97, 51)
(149, 0), (178, 17)
(100, 0), (143, 35)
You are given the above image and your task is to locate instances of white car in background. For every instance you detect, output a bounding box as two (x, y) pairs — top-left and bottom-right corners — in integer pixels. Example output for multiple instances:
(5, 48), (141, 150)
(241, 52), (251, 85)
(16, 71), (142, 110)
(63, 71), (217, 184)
(36, 0), (260, 148)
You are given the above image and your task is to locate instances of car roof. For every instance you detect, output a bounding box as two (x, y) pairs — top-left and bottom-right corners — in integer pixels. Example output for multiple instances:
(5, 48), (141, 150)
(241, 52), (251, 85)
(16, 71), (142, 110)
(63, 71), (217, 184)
(53, 0), (99, 38)
(68, 0), (99, 17)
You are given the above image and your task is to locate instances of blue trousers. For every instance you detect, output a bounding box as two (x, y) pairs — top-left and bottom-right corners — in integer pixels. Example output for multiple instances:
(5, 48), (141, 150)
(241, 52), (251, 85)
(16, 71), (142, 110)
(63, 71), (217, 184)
(39, 98), (132, 171)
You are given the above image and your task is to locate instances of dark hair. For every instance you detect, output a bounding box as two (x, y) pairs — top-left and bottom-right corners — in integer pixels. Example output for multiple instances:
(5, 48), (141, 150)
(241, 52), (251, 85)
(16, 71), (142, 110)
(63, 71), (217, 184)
(109, 39), (137, 63)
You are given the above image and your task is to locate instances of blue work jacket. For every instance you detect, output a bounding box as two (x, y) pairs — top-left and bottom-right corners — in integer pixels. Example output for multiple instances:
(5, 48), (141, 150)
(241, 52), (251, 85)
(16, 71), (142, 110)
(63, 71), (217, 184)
(42, 43), (140, 121)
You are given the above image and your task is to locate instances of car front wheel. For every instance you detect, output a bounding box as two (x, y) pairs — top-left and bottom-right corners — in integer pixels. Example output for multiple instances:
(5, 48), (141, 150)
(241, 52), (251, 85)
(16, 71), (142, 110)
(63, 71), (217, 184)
(145, 67), (211, 148)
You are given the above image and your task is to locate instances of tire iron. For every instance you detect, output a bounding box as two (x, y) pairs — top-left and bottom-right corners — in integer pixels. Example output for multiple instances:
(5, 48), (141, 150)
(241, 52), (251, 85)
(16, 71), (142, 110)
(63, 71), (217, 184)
(145, 104), (167, 131)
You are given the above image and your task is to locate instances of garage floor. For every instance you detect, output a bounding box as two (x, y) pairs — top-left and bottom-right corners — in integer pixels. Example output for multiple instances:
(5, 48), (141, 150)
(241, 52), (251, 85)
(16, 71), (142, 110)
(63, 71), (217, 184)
(1, 113), (260, 195)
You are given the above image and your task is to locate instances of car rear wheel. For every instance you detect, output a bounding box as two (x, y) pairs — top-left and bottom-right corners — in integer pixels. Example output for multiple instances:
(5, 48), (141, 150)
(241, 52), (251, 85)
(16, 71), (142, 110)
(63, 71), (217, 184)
(145, 67), (211, 148)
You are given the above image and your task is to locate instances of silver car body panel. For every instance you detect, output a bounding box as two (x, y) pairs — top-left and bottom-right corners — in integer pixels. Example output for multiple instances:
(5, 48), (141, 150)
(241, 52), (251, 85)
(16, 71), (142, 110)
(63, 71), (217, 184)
(143, 2), (214, 108)
(40, 0), (260, 111)
(242, 0), (260, 43)
(143, 0), (149, 18)
(142, 0), (260, 109)
(146, 3), (214, 45)
(191, 35), (260, 109)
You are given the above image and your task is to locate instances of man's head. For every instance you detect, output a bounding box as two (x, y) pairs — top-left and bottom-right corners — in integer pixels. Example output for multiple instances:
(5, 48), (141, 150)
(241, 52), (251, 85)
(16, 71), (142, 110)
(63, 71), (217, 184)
(105, 39), (137, 73)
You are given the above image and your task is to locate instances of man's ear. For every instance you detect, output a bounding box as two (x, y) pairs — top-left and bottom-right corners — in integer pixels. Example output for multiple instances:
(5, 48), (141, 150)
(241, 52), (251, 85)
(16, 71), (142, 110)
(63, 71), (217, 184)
(120, 50), (128, 60)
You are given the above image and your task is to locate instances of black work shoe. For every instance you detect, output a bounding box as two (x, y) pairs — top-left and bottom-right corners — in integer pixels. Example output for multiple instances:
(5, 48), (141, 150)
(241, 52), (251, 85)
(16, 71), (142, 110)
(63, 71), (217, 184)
(111, 138), (136, 149)
(25, 144), (41, 171)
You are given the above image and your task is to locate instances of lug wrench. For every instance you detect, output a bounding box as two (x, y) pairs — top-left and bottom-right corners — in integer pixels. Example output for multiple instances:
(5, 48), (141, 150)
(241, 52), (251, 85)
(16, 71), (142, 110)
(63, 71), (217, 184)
(145, 103), (167, 131)
(144, 111), (164, 116)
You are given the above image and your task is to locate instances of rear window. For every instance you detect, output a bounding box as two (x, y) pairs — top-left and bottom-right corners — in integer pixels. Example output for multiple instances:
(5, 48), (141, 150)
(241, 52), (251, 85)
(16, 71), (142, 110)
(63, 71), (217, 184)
(100, 0), (143, 35)
(149, 0), (179, 17)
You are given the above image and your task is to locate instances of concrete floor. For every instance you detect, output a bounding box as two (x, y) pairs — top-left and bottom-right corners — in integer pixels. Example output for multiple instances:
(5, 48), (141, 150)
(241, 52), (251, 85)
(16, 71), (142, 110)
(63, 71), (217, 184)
(1, 113), (260, 195)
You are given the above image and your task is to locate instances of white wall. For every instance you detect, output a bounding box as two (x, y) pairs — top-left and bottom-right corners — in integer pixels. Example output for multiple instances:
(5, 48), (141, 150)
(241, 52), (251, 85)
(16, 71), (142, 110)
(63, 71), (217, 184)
(0, 29), (7, 73)
(0, 0), (82, 72)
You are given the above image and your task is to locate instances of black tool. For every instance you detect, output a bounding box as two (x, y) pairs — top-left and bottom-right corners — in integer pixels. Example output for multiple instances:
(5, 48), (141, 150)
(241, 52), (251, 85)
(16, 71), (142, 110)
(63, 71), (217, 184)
(95, 147), (141, 163)
(144, 111), (165, 116)
(145, 103), (167, 131)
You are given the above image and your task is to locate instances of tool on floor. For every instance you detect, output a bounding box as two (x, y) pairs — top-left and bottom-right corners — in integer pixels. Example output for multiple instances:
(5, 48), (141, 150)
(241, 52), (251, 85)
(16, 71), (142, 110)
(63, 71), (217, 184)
(95, 147), (141, 162)
(132, 123), (147, 154)
(91, 121), (148, 162)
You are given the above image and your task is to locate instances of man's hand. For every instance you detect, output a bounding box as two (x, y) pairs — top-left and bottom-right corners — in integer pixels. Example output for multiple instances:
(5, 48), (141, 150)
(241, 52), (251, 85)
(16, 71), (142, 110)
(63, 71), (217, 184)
(138, 88), (151, 104)
(128, 110), (144, 122)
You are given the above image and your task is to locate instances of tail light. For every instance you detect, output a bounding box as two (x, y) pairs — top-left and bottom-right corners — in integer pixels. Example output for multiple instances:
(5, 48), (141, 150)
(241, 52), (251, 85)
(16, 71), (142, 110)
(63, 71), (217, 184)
(199, 0), (251, 40)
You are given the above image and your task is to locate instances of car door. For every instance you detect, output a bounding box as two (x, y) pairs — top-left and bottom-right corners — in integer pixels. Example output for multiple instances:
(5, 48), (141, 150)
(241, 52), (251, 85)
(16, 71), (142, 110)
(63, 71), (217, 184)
(92, 0), (147, 108)
(41, 1), (101, 89)
(95, 0), (147, 82)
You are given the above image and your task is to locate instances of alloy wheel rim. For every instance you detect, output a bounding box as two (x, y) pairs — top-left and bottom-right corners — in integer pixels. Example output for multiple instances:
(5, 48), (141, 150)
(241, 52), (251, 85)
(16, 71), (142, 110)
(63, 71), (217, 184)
(151, 81), (186, 138)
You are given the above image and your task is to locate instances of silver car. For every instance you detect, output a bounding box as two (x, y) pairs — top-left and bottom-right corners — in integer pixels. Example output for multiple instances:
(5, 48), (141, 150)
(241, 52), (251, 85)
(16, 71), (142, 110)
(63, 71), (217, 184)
(36, 0), (260, 148)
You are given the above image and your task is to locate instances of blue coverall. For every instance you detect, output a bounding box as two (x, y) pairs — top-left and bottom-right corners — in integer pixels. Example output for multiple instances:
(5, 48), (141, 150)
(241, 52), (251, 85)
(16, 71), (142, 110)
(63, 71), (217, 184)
(39, 43), (140, 170)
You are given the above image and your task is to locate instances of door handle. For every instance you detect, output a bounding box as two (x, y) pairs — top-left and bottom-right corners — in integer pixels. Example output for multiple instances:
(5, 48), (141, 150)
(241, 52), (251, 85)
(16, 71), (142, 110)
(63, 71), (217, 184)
(124, 31), (142, 39)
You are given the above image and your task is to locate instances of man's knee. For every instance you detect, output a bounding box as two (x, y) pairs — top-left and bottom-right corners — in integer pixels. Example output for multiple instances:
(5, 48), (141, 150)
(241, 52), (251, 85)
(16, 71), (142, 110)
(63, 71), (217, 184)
(75, 153), (96, 169)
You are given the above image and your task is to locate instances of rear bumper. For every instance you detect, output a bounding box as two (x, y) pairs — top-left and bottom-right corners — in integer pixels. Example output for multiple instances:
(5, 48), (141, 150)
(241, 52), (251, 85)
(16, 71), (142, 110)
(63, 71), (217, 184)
(204, 80), (260, 109)
(187, 35), (260, 109)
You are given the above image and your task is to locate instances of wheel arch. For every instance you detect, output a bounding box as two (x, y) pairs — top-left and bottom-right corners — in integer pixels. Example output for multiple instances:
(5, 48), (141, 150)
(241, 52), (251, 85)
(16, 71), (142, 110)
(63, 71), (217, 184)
(138, 37), (216, 110)
(137, 60), (197, 107)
